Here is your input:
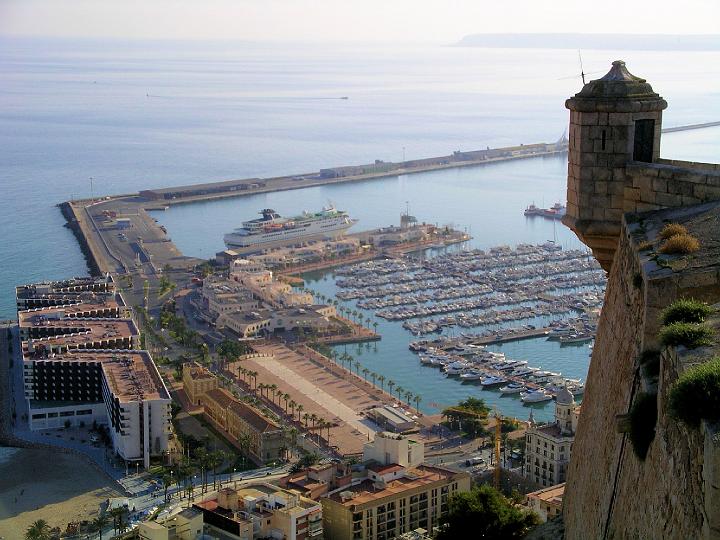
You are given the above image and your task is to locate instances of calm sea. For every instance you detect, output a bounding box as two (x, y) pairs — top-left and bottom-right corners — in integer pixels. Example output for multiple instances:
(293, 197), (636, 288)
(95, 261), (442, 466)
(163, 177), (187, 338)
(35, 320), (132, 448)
(2, 38), (718, 418)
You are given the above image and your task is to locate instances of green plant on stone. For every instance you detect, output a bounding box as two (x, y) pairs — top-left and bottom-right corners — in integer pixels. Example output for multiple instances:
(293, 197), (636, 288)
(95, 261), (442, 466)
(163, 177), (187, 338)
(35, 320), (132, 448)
(659, 323), (714, 349)
(661, 298), (713, 326)
(668, 357), (720, 427)
(629, 392), (658, 461)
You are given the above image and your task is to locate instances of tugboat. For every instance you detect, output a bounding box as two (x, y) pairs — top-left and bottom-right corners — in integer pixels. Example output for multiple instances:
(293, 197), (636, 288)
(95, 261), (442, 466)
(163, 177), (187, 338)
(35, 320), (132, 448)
(524, 202), (567, 220)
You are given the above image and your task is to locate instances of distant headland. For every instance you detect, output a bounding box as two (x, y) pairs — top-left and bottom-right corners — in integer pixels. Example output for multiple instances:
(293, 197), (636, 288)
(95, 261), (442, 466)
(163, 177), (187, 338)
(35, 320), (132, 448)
(456, 33), (720, 50)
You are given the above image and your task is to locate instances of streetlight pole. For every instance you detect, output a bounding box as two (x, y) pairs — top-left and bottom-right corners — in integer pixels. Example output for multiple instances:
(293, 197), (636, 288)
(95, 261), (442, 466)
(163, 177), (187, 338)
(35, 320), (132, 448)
(89, 177), (94, 201)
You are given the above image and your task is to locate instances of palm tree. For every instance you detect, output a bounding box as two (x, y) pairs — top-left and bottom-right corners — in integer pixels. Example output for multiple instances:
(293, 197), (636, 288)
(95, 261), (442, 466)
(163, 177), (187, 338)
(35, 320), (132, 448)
(25, 520), (51, 540)
(316, 417), (326, 443)
(282, 393), (290, 413)
(373, 321), (379, 333)
(93, 514), (110, 540)
(405, 390), (413, 405)
(354, 361), (361, 376)
(302, 412), (310, 427)
(289, 399), (297, 417)
(109, 507), (122, 535)
(162, 473), (173, 502)
(269, 383), (278, 404)
(361, 367), (370, 382)
(258, 383), (267, 398)
(377, 374), (386, 391)
(297, 404), (305, 422)
(370, 371), (377, 387)
(414, 394), (422, 413)
(209, 450), (225, 490)
(387, 380), (395, 396)
(310, 413), (318, 431)
(238, 433), (253, 468)
(396, 385), (404, 400)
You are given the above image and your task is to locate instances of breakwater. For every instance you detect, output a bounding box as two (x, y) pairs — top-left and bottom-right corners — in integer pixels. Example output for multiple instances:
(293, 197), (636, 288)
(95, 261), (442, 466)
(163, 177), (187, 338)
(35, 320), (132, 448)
(135, 141), (569, 206)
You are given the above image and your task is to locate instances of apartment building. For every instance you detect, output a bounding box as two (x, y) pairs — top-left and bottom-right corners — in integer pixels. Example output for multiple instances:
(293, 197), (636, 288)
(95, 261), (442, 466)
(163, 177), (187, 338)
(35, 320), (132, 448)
(526, 483), (565, 522)
(321, 433), (470, 540)
(139, 507), (204, 540)
(523, 388), (580, 487)
(194, 484), (323, 540)
(17, 277), (171, 468)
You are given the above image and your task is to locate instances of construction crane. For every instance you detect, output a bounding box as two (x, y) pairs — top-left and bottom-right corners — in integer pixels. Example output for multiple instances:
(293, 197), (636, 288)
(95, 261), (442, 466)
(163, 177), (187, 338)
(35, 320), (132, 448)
(493, 407), (502, 491)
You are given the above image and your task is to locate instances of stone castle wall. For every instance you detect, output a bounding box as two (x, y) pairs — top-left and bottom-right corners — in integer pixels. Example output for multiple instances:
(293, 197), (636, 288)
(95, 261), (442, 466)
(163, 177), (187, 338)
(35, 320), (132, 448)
(564, 206), (720, 539)
(625, 159), (720, 214)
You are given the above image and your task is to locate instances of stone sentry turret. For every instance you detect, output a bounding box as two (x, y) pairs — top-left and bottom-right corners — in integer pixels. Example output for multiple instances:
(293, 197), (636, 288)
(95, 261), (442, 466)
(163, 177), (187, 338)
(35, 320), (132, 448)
(563, 60), (667, 270)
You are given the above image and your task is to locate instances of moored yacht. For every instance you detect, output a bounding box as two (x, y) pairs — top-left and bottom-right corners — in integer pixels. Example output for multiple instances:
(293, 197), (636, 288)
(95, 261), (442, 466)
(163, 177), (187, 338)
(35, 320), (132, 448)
(521, 389), (553, 403)
(499, 382), (527, 394)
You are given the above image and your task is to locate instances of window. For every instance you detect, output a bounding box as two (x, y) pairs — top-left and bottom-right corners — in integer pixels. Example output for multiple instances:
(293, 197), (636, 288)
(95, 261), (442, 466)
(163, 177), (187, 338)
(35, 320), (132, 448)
(633, 119), (655, 162)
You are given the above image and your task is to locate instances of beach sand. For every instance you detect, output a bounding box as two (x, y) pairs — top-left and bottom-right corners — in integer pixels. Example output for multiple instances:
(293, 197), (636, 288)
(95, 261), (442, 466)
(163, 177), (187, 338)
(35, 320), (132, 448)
(0, 447), (120, 539)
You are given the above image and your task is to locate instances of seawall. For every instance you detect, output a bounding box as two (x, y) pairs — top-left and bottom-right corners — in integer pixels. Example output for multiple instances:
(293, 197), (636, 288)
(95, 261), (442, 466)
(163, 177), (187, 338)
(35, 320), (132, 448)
(58, 201), (101, 277)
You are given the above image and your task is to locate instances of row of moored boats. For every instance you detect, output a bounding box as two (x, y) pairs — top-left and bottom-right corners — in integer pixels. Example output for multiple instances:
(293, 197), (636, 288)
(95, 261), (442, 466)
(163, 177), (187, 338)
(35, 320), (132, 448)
(416, 344), (584, 404)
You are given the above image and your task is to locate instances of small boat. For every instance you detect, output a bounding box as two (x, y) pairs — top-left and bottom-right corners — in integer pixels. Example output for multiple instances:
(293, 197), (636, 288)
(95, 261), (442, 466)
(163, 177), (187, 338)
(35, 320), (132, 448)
(521, 389), (553, 403)
(499, 383), (527, 394)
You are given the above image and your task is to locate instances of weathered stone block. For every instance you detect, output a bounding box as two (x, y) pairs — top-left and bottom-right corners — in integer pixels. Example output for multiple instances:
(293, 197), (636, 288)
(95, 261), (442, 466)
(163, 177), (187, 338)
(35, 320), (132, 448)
(636, 202), (661, 212)
(655, 192), (682, 207)
(652, 178), (668, 193)
(682, 196), (702, 206)
(581, 153), (598, 167)
(608, 180), (625, 195)
(624, 187), (641, 202)
(595, 181), (608, 195)
(706, 175), (720, 188)
(678, 270), (720, 290)
(610, 195), (625, 209)
(694, 183), (720, 201)
(581, 112), (599, 125)
(609, 112), (629, 126)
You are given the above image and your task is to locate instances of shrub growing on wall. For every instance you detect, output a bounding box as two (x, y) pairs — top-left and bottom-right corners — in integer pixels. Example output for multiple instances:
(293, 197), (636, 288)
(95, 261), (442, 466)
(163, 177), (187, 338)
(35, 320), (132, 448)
(661, 298), (713, 326)
(659, 323), (714, 349)
(669, 357), (720, 427)
(659, 223), (688, 239)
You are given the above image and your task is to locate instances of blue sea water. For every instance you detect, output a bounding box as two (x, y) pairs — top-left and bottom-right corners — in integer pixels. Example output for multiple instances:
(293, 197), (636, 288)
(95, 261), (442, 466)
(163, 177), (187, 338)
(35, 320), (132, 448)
(1, 37), (719, 419)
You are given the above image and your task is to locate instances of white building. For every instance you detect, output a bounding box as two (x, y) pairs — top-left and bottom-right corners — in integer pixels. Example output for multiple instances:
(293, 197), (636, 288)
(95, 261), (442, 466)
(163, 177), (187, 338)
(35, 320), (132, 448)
(523, 388), (580, 487)
(363, 431), (425, 468)
(17, 278), (171, 469)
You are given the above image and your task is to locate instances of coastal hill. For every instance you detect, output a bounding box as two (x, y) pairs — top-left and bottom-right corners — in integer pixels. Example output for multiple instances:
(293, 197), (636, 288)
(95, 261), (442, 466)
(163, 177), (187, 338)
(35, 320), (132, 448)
(456, 33), (720, 50)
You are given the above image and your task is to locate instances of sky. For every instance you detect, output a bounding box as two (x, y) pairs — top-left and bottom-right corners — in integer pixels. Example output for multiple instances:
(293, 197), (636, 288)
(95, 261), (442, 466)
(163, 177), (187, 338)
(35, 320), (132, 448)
(1, 0), (719, 43)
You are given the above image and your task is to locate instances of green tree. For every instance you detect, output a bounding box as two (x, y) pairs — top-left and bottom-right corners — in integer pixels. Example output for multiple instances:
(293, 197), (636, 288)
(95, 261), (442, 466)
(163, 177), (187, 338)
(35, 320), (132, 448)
(437, 485), (540, 540)
(24, 520), (51, 540)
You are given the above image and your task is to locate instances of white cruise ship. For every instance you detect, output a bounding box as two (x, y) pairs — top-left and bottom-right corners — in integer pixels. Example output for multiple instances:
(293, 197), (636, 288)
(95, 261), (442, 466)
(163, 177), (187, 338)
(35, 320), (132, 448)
(224, 206), (357, 253)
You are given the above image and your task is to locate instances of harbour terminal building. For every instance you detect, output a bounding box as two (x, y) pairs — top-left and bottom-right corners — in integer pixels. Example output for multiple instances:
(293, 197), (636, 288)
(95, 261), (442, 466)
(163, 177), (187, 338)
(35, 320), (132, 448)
(16, 277), (171, 468)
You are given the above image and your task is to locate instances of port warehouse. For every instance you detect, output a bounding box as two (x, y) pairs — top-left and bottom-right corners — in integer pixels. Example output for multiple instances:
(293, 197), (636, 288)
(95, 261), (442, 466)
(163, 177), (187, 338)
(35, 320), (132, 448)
(16, 277), (171, 468)
(137, 140), (568, 201)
